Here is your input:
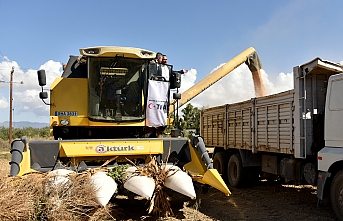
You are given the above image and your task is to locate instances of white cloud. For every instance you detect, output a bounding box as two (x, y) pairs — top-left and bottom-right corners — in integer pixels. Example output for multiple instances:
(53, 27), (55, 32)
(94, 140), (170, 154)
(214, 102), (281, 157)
(13, 89), (50, 116)
(0, 60), (62, 122)
(0, 96), (9, 109)
(179, 68), (197, 93)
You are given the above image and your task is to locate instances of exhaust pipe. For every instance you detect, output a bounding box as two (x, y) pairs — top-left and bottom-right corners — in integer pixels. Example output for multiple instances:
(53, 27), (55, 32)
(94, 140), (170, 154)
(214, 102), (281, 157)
(9, 137), (26, 176)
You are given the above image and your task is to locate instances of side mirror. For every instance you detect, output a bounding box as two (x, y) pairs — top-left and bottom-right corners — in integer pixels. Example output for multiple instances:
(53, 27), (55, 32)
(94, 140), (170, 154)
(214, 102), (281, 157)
(37, 70), (46, 86)
(170, 72), (181, 89)
(37, 69), (50, 105)
(39, 92), (48, 100)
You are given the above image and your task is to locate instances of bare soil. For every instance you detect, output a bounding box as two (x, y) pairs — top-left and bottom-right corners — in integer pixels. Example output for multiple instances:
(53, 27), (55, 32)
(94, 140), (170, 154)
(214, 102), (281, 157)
(112, 182), (336, 221)
(0, 158), (337, 221)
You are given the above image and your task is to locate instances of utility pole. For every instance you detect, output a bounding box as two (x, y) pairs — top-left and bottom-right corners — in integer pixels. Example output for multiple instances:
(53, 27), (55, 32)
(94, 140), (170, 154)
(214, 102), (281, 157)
(0, 67), (23, 143)
(9, 67), (14, 144)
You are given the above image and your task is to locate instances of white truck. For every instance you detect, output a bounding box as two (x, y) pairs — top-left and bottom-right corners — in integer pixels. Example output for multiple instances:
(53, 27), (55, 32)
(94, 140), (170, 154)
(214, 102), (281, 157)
(201, 57), (343, 220)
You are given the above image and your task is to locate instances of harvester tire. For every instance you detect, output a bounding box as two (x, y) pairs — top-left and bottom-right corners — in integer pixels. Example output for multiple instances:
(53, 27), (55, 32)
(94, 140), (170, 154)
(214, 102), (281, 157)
(330, 170), (343, 220)
(213, 152), (229, 182)
(227, 154), (247, 188)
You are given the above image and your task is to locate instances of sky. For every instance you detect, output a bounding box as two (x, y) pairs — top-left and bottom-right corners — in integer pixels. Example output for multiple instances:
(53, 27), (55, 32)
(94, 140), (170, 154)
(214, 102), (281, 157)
(1, 0), (343, 124)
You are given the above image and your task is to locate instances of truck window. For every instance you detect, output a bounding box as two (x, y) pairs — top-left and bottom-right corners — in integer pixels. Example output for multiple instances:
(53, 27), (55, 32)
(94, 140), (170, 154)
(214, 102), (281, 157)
(329, 79), (343, 110)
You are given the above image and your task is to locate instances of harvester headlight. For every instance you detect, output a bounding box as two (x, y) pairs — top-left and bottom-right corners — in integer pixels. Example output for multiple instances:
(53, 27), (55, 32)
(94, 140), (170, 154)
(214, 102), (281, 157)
(140, 50), (153, 57)
(60, 119), (69, 126)
(83, 48), (100, 55)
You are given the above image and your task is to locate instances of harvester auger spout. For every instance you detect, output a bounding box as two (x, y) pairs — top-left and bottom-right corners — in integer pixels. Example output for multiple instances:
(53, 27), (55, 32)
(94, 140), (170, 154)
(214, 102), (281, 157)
(169, 46), (264, 115)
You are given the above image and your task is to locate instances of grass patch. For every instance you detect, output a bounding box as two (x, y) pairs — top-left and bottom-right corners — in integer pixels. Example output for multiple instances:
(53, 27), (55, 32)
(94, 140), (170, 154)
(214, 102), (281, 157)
(0, 153), (11, 160)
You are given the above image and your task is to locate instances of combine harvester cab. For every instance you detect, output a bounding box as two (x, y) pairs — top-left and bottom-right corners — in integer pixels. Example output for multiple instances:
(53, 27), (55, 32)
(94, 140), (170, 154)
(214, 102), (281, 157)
(9, 46), (230, 204)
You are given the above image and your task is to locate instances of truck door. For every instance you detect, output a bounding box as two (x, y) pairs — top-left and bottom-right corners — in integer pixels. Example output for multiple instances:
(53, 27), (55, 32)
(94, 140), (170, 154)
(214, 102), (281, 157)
(325, 74), (343, 148)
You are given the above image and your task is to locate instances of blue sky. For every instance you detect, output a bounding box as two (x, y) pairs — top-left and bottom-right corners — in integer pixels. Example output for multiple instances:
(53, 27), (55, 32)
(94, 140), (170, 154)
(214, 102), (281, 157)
(1, 0), (343, 124)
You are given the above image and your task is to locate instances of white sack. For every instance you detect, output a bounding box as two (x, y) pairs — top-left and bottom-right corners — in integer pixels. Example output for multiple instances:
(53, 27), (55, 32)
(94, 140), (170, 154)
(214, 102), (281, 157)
(146, 79), (169, 127)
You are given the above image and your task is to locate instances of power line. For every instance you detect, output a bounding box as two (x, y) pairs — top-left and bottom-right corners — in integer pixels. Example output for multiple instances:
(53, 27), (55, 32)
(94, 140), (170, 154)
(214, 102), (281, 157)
(0, 52), (12, 82)
(0, 51), (8, 61)
(0, 51), (33, 83)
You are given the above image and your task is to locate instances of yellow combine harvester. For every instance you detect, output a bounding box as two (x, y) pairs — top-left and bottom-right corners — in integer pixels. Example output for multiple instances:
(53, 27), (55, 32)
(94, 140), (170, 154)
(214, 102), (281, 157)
(9, 46), (262, 203)
(9, 46), (232, 199)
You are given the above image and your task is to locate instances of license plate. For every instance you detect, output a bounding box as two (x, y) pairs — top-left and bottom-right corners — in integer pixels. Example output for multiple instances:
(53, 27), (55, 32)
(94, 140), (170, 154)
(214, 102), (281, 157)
(55, 111), (78, 116)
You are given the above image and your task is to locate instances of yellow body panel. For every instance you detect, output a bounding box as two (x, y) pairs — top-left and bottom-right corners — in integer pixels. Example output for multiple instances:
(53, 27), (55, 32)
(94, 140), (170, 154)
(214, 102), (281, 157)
(199, 169), (231, 196)
(184, 142), (207, 175)
(50, 78), (88, 117)
(59, 140), (164, 157)
(17, 148), (33, 176)
(184, 142), (231, 196)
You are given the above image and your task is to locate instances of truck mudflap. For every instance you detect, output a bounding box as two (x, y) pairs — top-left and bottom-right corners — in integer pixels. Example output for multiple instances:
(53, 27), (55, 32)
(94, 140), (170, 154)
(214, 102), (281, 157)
(317, 171), (331, 200)
(185, 135), (231, 196)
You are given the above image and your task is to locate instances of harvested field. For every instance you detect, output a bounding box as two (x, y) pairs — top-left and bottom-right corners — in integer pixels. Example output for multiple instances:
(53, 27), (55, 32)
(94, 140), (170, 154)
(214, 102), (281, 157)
(0, 158), (337, 221)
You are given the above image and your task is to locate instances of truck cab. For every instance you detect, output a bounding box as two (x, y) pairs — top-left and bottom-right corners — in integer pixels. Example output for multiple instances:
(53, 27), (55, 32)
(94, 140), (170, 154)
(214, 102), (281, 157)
(317, 71), (343, 220)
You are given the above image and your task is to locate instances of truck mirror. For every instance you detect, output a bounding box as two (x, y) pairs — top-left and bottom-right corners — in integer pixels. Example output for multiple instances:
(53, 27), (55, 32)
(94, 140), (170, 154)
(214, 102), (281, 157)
(37, 70), (46, 86)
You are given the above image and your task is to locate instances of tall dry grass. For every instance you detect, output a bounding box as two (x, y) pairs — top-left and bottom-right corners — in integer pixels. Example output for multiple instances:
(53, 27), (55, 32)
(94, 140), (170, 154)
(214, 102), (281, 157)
(0, 161), (116, 221)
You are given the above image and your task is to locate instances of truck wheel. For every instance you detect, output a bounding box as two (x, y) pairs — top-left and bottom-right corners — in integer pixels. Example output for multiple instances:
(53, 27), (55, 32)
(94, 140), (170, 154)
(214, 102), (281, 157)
(213, 152), (228, 181)
(331, 170), (343, 220)
(227, 154), (246, 188)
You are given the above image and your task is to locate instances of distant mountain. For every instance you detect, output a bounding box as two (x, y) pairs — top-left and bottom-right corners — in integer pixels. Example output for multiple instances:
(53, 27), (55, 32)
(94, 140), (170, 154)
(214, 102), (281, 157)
(0, 121), (49, 128)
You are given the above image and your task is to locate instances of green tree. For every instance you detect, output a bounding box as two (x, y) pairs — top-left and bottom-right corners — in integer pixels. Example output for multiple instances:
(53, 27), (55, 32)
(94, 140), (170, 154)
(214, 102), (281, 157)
(179, 103), (201, 134)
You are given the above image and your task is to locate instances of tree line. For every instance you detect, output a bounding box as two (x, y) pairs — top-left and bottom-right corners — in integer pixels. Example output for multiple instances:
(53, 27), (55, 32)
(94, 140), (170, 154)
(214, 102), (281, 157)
(0, 126), (50, 141)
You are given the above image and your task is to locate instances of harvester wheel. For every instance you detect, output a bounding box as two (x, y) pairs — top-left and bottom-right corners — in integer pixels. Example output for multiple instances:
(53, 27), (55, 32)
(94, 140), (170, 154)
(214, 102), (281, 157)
(330, 170), (343, 220)
(227, 154), (247, 188)
(213, 152), (229, 182)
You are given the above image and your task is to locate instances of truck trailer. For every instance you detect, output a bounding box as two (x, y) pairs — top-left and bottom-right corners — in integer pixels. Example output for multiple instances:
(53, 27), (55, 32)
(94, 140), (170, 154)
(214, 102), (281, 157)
(202, 57), (343, 219)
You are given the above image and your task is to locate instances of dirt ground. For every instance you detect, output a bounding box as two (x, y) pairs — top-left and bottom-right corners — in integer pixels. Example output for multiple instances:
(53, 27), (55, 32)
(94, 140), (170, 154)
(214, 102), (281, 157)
(111, 182), (337, 221)
(0, 158), (337, 221)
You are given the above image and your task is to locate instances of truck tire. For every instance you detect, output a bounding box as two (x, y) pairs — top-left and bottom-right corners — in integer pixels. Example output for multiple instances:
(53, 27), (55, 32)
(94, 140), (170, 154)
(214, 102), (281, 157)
(331, 170), (343, 220)
(213, 152), (229, 182)
(227, 154), (247, 188)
